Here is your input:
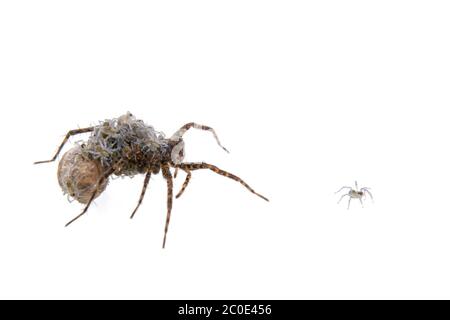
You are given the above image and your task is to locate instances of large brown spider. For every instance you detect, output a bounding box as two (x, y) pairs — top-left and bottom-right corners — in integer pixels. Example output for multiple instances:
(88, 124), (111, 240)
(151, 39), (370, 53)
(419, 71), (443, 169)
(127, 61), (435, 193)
(35, 112), (268, 248)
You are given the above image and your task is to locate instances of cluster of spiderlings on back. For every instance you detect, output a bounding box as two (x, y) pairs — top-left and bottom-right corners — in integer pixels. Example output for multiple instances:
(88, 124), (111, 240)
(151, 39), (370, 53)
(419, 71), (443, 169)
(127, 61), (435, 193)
(79, 113), (169, 176)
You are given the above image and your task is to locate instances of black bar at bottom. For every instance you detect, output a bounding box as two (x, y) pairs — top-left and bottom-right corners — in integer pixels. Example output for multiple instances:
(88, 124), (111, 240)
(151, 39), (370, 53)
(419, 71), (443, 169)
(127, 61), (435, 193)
(0, 299), (442, 319)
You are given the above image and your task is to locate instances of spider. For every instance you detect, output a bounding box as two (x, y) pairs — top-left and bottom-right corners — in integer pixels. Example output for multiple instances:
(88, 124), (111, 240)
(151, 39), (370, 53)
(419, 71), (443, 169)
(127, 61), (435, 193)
(34, 112), (269, 248)
(335, 181), (373, 209)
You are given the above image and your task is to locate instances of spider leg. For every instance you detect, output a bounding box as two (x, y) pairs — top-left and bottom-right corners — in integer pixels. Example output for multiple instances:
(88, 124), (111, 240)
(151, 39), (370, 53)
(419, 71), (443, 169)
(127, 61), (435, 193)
(361, 188), (374, 202)
(174, 168), (179, 179)
(355, 181), (359, 191)
(65, 165), (115, 227)
(335, 186), (352, 194)
(170, 123), (229, 153)
(176, 169), (192, 199)
(130, 172), (152, 219)
(337, 193), (349, 204)
(359, 197), (364, 208)
(162, 165), (174, 249)
(348, 197), (352, 209)
(175, 162), (269, 201)
(34, 127), (94, 164)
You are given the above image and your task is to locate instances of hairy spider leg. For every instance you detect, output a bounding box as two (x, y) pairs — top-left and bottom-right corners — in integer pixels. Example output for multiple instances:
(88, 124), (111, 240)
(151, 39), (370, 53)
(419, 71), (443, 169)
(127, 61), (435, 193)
(335, 186), (352, 194)
(162, 165), (174, 249)
(174, 162), (269, 202)
(64, 165), (115, 227)
(34, 127), (95, 164)
(130, 172), (152, 219)
(361, 188), (374, 202)
(337, 193), (349, 204)
(170, 123), (229, 153)
(176, 169), (192, 199)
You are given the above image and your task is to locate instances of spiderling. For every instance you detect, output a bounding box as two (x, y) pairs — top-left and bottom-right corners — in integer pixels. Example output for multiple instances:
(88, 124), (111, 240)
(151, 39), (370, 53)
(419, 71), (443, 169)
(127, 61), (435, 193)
(335, 181), (373, 209)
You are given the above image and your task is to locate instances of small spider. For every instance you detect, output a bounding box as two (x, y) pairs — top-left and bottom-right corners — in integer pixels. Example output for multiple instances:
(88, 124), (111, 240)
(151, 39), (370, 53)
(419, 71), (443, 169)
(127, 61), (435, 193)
(335, 181), (373, 209)
(35, 112), (268, 248)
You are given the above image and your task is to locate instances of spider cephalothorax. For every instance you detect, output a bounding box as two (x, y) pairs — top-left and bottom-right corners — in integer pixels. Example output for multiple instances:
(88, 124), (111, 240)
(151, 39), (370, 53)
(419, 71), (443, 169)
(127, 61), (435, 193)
(35, 112), (268, 248)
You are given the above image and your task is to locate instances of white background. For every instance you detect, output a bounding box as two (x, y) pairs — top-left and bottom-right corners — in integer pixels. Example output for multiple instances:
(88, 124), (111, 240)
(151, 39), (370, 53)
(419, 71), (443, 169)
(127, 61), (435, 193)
(1, 1), (449, 299)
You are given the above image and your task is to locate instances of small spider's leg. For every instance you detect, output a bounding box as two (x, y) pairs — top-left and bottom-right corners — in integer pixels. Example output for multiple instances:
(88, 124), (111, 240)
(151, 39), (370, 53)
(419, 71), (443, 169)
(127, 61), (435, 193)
(176, 162), (269, 201)
(361, 188), (374, 202)
(174, 168), (179, 179)
(162, 165), (174, 249)
(65, 166), (115, 227)
(355, 181), (359, 191)
(337, 193), (349, 204)
(359, 197), (364, 208)
(34, 127), (95, 164)
(348, 197), (352, 209)
(130, 172), (152, 219)
(170, 123), (229, 153)
(175, 169), (192, 199)
(335, 186), (352, 194)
